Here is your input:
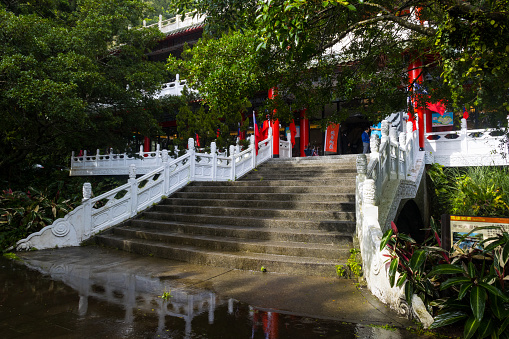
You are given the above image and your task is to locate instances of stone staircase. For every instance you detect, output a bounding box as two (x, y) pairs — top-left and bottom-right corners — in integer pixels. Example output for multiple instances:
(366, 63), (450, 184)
(94, 155), (359, 277)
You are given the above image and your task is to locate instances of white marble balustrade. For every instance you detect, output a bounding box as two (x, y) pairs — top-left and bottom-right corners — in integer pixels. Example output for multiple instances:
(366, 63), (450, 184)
(17, 130), (274, 251)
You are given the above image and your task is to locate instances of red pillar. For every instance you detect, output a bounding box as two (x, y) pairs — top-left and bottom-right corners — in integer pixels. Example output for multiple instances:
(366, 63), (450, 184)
(269, 88), (279, 158)
(300, 109), (309, 157)
(143, 136), (151, 152)
(408, 59), (425, 150)
(239, 112), (246, 141)
(425, 108), (433, 134)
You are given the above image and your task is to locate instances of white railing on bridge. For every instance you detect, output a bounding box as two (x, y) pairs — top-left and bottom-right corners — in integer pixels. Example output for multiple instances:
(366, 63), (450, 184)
(356, 118), (427, 320)
(70, 129), (292, 176)
(154, 74), (191, 98)
(143, 13), (205, 34)
(17, 130), (274, 251)
(424, 118), (508, 167)
(279, 132), (292, 159)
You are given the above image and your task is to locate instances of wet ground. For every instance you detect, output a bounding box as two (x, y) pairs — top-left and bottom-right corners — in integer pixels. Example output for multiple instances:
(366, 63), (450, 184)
(1, 246), (443, 338)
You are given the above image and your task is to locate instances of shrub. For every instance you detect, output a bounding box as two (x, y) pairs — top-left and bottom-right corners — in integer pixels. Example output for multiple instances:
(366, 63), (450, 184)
(382, 221), (509, 339)
(427, 165), (509, 218)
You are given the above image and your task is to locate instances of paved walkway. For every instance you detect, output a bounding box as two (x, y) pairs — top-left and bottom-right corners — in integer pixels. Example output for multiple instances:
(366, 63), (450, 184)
(7, 246), (445, 338)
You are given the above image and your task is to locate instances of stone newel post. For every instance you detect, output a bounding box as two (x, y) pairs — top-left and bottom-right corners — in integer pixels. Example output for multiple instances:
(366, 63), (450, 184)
(188, 138), (195, 181)
(129, 164), (138, 217)
(82, 182), (93, 238)
(211, 142), (217, 180)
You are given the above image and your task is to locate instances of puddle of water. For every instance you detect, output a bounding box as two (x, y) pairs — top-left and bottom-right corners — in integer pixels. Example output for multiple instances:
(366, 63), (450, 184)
(0, 256), (431, 339)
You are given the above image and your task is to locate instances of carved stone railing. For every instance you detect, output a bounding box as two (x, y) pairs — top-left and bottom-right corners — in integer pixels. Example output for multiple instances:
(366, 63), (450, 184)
(153, 74), (192, 98)
(279, 132), (293, 159)
(143, 13), (205, 34)
(70, 128), (290, 176)
(17, 130), (273, 251)
(425, 118), (508, 166)
(356, 119), (428, 322)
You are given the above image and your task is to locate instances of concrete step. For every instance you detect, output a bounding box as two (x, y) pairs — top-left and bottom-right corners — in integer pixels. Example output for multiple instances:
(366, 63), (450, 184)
(140, 211), (356, 231)
(127, 219), (354, 245)
(171, 191), (356, 203)
(161, 198), (355, 211)
(151, 204), (355, 221)
(93, 154), (359, 277)
(180, 185), (355, 194)
(104, 227), (349, 260)
(265, 155), (359, 166)
(190, 178), (357, 186)
(95, 233), (344, 277)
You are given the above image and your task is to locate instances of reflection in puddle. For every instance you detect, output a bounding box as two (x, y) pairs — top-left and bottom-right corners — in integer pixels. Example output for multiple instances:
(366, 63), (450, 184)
(0, 256), (422, 338)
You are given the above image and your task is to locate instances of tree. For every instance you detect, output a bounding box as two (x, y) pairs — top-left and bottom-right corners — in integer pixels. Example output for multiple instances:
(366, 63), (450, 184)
(169, 0), (509, 125)
(167, 30), (269, 146)
(0, 0), (168, 185)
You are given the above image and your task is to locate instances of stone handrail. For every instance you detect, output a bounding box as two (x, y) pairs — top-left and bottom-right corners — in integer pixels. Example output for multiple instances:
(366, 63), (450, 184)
(424, 118), (508, 166)
(142, 13), (205, 34)
(356, 118), (426, 321)
(70, 125), (286, 176)
(17, 130), (273, 251)
(279, 132), (293, 159)
(364, 120), (419, 208)
(154, 74), (191, 98)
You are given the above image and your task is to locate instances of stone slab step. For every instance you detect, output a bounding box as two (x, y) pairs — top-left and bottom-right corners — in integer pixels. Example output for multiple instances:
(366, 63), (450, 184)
(190, 178), (357, 186)
(180, 185), (355, 194)
(151, 204), (355, 221)
(265, 155), (359, 165)
(140, 211), (356, 232)
(128, 219), (354, 245)
(95, 234), (344, 276)
(171, 191), (356, 203)
(161, 198), (355, 211)
(106, 227), (349, 260)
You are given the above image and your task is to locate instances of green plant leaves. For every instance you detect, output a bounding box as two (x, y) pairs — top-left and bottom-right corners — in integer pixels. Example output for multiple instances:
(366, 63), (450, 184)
(379, 228), (393, 251)
(404, 282), (414, 305)
(440, 276), (471, 290)
(388, 257), (398, 287)
(429, 311), (468, 329)
(477, 316), (495, 339)
(470, 286), (486, 321)
(409, 249), (426, 271)
(478, 282), (509, 302)
(464, 316), (481, 339)
(428, 264), (464, 276)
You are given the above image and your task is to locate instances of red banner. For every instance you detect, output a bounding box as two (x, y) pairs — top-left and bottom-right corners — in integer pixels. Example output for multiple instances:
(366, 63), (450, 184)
(325, 123), (340, 152)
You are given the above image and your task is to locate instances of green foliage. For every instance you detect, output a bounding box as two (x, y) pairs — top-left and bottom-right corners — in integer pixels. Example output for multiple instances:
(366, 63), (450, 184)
(0, 173), (123, 252)
(381, 219), (446, 306)
(167, 30), (268, 144)
(158, 289), (172, 300)
(427, 165), (509, 219)
(336, 248), (362, 279)
(172, 1), (509, 126)
(0, 186), (73, 251)
(382, 220), (509, 339)
(0, 0), (168, 183)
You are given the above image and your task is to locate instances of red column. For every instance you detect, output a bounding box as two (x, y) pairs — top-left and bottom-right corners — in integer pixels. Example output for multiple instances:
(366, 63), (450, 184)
(425, 108), (433, 134)
(269, 88), (279, 158)
(300, 109), (309, 157)
(239, 112), (246, 141)
(408, 59), (425, 150)
(143, 136), (150, 152)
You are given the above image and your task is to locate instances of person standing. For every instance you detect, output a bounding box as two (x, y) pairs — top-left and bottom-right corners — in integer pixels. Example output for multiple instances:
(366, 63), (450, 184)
(362, 127), (370, 153)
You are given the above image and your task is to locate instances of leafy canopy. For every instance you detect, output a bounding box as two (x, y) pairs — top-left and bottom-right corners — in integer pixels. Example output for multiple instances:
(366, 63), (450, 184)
(0, 0), (168, 185)
(168, 0), (509, 125)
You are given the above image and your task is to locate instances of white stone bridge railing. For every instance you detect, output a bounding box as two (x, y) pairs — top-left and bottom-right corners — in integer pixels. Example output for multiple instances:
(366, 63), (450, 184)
(356, 117), (508, 324)
(16, 130), (274, 251)
(70, 130), (291, 176)
(356, 119), (428, 321)
(425, 118), (509, 167)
